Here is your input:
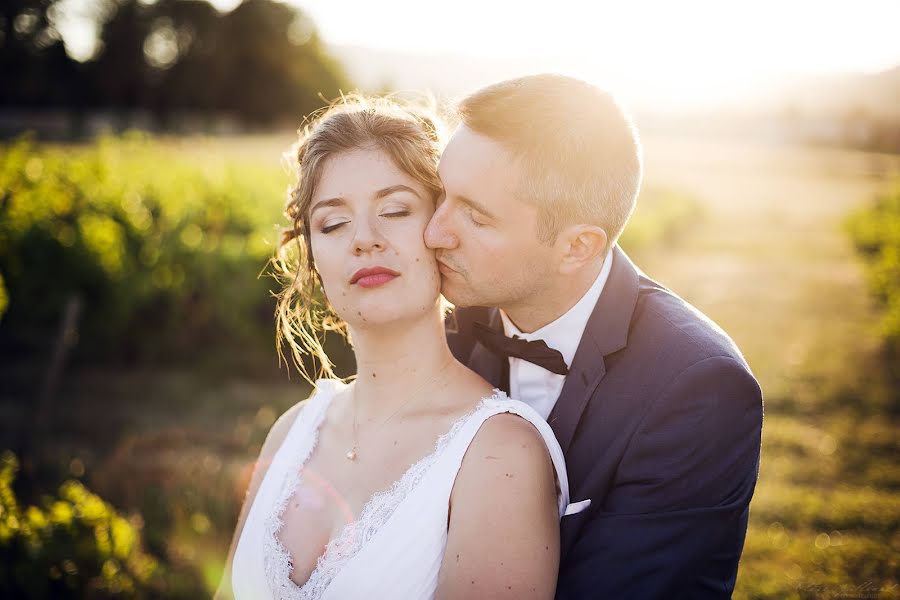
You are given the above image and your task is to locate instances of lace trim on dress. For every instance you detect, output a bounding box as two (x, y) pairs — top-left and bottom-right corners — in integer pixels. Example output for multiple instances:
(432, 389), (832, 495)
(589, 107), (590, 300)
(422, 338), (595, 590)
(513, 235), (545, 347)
(265, 385), (509, 600)
(262, 386), (334, 600)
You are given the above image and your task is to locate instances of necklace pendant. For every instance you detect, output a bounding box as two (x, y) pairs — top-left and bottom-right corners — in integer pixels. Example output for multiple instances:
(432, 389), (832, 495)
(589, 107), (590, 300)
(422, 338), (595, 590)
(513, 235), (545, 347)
(345, 447), (357, 461)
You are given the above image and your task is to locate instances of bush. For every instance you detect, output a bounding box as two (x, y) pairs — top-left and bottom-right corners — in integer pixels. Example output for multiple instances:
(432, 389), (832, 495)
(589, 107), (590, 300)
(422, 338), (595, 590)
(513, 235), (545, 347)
(620, 183), (704, 254)
(846, 181), (900, 354)
(0, 450), (159, 598)
(0, 133), (286, 366)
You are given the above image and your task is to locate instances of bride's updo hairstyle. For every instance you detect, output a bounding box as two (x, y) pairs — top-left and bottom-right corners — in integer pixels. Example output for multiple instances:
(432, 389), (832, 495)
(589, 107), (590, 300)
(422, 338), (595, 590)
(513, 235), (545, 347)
(273, 94), (445, 382)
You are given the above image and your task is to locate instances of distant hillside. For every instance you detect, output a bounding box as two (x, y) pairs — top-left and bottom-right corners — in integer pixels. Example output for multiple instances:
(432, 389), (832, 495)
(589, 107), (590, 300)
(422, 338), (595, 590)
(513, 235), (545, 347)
(764, 66), (900, 151)
(771, 65), (900, 121)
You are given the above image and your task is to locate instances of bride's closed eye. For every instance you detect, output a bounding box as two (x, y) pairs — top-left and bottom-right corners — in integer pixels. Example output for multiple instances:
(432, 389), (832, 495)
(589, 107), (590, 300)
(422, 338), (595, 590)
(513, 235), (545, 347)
(321, 220), (349, 234)
(319, 209), (412, 234)
(382, 209), (410, 219)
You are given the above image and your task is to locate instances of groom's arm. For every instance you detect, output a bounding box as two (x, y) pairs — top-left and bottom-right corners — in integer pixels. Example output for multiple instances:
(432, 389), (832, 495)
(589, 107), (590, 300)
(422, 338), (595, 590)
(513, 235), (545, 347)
(556, 355), (763, 600)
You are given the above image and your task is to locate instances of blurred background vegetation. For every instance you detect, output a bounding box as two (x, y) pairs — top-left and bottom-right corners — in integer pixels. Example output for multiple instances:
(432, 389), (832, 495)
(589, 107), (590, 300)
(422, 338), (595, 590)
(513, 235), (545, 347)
(1, 0), (899, 598)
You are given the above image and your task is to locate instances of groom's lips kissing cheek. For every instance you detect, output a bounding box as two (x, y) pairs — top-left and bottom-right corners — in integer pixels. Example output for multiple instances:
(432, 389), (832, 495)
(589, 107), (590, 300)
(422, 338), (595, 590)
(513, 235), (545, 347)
(436, 255), (460, 277)
(350, 265), (400, 288)
(436, 261), (454, 275)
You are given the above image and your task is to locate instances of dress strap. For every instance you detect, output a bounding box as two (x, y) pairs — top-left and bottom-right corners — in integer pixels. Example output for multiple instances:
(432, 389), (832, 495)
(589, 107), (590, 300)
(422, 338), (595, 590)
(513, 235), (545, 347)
(272, 378), (345, 465)
(439, 393), (571, 518)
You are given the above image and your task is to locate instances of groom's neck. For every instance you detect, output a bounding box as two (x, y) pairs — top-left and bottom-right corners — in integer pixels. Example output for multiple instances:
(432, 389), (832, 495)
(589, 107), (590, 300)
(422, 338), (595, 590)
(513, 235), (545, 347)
(502, 258), (604, 334)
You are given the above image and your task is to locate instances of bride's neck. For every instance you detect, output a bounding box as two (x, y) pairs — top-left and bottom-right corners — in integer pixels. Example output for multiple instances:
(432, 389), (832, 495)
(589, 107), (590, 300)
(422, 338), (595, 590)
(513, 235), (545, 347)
(347, 310), (456, 418)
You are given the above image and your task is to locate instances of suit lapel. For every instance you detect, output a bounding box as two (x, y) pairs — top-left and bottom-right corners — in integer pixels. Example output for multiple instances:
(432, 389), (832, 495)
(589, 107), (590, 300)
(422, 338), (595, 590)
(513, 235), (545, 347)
(467, 307), (506, 391)
(547, 245), (641, 455)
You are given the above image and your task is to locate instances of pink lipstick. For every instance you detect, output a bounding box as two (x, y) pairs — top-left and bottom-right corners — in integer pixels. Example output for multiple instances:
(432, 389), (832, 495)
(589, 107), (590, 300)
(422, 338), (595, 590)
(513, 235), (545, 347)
(350, 266), (400, 288)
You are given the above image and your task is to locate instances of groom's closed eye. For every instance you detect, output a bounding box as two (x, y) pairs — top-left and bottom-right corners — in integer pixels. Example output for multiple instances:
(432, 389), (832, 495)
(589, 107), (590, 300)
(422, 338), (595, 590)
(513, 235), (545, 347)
(459, 200), (494, 228)
(465, 206), (488, 227)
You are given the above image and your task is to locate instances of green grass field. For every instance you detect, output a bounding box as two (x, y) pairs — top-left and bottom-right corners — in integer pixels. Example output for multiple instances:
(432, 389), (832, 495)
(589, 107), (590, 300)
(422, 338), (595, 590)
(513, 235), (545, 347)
(2, 133), (898, 598)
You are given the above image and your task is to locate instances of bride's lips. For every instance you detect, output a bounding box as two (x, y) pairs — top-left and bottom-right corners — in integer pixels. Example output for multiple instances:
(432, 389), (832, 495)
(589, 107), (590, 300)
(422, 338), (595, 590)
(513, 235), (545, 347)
(350, 266), (400, 288)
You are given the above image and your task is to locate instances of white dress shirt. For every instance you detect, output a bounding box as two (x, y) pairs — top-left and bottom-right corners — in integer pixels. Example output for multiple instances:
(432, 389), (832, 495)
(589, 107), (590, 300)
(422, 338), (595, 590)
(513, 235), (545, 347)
(499, 250), (614, 419)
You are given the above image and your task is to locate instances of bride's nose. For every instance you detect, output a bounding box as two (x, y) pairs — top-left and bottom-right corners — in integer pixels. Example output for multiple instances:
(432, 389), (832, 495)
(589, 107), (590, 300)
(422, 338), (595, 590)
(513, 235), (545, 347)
(352, 216), (386, 255)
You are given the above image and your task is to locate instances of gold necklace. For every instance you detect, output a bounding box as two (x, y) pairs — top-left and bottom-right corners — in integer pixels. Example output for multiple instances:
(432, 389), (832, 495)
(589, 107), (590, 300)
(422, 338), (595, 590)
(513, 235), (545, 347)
(346, 356), (455, 461)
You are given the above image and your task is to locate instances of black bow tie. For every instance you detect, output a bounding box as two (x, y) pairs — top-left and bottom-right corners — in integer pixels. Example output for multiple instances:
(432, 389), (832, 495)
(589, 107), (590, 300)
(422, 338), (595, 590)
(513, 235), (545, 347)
(473, 321), (569, 375)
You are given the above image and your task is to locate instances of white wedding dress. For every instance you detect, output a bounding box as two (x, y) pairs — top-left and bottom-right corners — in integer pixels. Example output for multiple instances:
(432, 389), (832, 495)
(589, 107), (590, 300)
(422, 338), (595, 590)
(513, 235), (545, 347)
(231, 378), (570, 600)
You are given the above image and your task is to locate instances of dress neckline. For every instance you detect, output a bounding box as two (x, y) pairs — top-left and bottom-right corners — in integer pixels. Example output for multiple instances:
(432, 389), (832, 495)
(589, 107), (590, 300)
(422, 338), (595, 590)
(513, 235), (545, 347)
(264, 379), (509, 599)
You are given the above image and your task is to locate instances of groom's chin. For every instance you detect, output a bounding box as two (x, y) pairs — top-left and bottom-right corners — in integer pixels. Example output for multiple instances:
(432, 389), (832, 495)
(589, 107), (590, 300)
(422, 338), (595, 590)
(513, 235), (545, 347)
(438, 280), (465, 307)
(439, 283), (476, 309)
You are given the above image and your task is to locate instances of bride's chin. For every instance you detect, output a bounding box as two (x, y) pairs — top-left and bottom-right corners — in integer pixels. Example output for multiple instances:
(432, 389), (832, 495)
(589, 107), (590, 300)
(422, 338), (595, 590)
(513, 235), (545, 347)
(344, 301), (442, 331)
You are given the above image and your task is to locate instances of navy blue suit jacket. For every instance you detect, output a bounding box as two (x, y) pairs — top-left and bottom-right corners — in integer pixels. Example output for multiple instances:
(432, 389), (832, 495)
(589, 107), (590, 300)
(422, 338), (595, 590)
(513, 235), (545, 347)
(445, 245), (763, 599)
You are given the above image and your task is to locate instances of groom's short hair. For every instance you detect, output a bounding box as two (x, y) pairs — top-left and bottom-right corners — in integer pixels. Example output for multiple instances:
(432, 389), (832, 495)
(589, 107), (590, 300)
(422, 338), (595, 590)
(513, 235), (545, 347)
(457, 74), (643, 248)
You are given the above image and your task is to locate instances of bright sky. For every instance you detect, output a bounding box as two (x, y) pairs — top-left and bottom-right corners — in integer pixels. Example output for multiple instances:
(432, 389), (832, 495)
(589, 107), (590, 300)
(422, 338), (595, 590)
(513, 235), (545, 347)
(293, 0), (899, 72)
(59, 0), (900, 109)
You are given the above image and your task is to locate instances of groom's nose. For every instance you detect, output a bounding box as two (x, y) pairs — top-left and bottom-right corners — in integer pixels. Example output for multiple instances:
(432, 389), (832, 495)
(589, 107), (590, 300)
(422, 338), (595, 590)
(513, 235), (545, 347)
(425, 201), (458, 250)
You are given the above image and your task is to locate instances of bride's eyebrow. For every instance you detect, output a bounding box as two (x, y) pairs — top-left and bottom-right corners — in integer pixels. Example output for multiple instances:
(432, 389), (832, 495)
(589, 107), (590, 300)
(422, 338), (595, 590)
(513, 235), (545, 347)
(309, 197), (345, 217)
(375, 184), (422, 200)
(309, 185), (421, 217)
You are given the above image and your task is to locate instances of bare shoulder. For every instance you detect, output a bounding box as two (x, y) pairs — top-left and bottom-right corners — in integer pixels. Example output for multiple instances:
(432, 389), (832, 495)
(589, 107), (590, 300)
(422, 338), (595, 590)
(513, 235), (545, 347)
(454, 411), (556, 498)
(438, 411), (559, 598)
(470, 411), (549, 456)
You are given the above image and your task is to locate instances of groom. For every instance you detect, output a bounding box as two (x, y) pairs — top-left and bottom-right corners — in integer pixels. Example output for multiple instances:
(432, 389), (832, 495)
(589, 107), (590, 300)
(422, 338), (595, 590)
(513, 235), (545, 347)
(428, 74), (763, 598)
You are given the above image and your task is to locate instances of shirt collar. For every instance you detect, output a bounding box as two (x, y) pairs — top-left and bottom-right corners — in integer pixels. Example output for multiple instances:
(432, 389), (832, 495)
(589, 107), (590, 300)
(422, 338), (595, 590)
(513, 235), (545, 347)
(499, 249), (614, 369)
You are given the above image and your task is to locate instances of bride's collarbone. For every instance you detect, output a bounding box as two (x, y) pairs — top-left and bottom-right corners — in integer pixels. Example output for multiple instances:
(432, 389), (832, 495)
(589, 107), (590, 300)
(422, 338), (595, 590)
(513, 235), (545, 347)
(301, 392), (486, 508)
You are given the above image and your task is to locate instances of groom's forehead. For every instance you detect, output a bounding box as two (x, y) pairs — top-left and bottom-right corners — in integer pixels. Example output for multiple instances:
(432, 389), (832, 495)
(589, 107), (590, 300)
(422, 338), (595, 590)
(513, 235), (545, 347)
(440, 125), (519, 184)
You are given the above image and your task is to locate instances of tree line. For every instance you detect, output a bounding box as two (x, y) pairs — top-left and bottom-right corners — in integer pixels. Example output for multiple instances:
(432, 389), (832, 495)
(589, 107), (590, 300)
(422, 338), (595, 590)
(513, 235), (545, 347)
(0, 0), (350, 127)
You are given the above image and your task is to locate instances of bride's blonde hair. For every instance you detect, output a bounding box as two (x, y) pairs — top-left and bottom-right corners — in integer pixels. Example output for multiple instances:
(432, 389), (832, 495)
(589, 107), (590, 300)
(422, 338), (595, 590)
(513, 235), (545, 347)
(273, 94), (446, 383)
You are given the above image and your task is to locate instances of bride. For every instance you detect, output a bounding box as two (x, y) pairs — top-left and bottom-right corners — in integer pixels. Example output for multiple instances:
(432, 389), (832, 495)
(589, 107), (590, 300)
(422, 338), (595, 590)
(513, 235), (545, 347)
(217, 96), (569, 599)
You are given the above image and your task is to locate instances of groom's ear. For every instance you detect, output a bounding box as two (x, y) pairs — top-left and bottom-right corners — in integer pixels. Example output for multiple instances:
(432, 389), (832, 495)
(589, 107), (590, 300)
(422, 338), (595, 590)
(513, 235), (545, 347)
(556, 224), (608, 275)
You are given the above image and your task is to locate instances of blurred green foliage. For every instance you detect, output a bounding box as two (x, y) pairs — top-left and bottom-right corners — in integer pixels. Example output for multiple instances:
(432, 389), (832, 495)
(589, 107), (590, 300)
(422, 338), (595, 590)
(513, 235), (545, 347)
(0, 450), (159, 598)
(621, 184), (704, 253)
(0, 133), (286, 366)
(847, 180), (900, 356)
(0, 271), (8, 321)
